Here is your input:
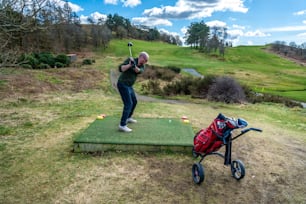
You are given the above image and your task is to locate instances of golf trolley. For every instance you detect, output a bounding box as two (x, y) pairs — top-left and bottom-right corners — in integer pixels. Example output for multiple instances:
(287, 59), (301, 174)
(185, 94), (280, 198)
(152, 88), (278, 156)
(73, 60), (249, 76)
(192, 113), (262, 185)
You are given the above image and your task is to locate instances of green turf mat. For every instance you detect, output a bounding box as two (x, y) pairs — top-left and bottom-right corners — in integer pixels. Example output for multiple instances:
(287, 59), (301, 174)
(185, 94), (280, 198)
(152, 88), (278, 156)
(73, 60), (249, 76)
(73, 117), (194, 152)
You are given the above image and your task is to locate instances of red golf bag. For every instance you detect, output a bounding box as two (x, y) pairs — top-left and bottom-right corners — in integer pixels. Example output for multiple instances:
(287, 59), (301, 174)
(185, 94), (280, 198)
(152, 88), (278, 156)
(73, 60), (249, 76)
(193, 113), (238, 155)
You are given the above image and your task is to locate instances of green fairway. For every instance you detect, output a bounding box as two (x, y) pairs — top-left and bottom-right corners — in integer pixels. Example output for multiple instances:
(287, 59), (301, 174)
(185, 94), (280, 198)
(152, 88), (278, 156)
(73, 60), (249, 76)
(102, 40), (306, 102)
(73, 116), (194, 152)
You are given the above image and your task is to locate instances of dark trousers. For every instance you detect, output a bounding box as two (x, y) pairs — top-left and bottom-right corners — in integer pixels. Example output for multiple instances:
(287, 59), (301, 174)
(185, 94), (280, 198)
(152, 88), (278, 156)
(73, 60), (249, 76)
(117, 82), (137, 126)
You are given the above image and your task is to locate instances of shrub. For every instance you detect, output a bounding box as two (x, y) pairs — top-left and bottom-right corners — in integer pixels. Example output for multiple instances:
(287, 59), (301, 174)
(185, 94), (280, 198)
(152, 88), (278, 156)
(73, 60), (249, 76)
(141, 65), (179, 81)
(82, 59), (93, 65)
(141, 80), (162, 95)
(163, 76), (194, 95)
(159, 69), (177, 81)
(36, 52), (55, 67)
(166, 66), (181, 73)
(55, 62), (65, 68)
(22, 54), (39, 69)
(55, 54), (70, 66)
(189, 75), (216, 98)
(21, 64), (33, 69)
(247, 92), (302, 108)
(38, 63), (50, 69)
(207, 76), (246, 103)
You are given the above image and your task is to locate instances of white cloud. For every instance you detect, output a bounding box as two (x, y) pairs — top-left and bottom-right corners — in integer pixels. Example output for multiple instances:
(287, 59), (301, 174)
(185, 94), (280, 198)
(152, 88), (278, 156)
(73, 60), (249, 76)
(247, 41), (254, 45)
(229, 17), (237, 21)
(232, 24), (245, 30)
(159, 28), (179, 36)
(121, 0), (141, 8)
(68, 2), (84, 12)
(226, 28), (269, 43)
(217, 0), (248, 13)
(80, 12), (107, 24)
(91, 12), (107, 21)
(244, 30), (270, 37)
(293, 10), (306, 16)
(80, 15), (88, 24)
(51, 0), (84, 12)
(181, 26), (188, 35)
(227, 29), (244, 39)
(143, 0), (248, 20)
(132, 17), (172, 27)
(104, 0), (141, 7)
(206, 20), (227, 28)
(297, 32), (306, 37)
(303, 20), (306, 24)
(104, 0), (118, 5)
(265, 25), (306, 32)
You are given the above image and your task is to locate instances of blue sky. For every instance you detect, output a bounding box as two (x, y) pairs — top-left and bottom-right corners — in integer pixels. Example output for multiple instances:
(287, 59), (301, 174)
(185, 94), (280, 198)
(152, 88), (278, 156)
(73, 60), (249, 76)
(65, 0), (306, 46)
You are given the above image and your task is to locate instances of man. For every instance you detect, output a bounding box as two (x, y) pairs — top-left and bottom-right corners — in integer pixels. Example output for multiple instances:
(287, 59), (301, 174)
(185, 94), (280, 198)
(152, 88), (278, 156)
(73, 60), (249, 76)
(117, 51), (149, 132)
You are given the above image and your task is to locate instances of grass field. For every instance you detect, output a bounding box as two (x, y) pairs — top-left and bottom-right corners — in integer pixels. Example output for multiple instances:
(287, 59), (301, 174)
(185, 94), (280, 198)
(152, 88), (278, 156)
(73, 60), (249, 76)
(102, 40), (306, 102)
(0, 40), (306, 203)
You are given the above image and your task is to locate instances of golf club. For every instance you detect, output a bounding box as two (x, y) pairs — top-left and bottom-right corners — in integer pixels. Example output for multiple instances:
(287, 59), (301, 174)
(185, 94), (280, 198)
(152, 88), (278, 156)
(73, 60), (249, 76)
(127, 42), (135, 66)
(127, 42), (133, 57)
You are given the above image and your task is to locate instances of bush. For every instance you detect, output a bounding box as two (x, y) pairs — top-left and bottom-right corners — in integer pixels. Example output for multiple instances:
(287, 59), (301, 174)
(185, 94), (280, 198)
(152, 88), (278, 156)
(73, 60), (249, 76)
(207, 76), (246, 103)
(247, 92), (303, 108)
(141, 80), (162, 95)
(55, 54), (70, 66)
(166, 66), (181, 73)
(36, 52), (55, 67)
(189, 75), (216, 98)
(18, 53), (73, 69)
(21, 64), (33, 69)
(38, 63), (50, 69)
(22, 54), (39, 69)
(82, 59), (93, 65)
(163, 76), (194, 95)
(55, 62), (65, 68)
(141, 65), (178, 81)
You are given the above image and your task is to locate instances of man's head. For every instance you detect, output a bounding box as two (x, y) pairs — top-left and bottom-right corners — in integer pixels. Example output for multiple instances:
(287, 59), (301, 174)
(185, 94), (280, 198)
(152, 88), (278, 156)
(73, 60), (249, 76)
(138, 51), (149, 65)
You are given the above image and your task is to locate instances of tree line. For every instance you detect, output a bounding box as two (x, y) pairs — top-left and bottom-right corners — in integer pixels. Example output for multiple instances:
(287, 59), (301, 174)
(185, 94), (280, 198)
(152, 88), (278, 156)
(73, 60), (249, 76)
(270, 41), (306, 62)
(0, 0), (182, 67)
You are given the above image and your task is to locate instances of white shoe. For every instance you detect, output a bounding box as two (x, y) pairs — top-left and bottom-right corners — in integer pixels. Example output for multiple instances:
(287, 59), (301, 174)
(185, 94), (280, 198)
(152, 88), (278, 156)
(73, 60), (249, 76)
(127, 118), (137, 123)
(118, 125), (132, 132)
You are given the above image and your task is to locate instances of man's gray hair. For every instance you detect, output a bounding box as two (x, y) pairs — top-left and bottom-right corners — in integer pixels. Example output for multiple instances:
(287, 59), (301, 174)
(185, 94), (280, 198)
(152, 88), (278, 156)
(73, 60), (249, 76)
(139, 51), (149, 60)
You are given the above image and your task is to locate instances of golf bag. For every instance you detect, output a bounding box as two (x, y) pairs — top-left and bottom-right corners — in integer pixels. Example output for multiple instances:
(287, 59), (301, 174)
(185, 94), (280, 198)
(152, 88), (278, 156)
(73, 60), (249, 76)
(193, 113), (238, 165)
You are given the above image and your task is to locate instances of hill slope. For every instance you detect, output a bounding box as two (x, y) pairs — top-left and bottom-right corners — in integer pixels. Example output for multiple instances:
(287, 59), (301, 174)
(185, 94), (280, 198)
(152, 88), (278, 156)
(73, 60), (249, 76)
(103, 40), (306, 102)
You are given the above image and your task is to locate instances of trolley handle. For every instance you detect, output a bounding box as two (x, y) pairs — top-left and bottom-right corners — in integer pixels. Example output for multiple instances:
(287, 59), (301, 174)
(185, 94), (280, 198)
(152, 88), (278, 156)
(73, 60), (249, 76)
(241, 127), (263, 134)
(231, 127), (263, 141)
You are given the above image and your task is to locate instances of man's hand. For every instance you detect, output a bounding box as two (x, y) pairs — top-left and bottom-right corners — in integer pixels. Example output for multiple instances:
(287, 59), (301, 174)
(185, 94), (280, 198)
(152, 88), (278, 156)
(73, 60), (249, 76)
(129, 57), (135, 66)
(134, 66), (140, 73)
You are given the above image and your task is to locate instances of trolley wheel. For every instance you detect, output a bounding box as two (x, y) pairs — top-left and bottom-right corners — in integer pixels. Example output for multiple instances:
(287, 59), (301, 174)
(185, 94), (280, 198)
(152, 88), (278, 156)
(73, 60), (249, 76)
(231, 160), (245, 180)
(192, 147), (199, 158)
(192, 163), (205, 184)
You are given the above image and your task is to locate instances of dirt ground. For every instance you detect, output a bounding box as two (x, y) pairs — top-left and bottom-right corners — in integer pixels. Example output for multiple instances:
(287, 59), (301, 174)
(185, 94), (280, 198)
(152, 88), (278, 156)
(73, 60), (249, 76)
(1, 62), (306, 203)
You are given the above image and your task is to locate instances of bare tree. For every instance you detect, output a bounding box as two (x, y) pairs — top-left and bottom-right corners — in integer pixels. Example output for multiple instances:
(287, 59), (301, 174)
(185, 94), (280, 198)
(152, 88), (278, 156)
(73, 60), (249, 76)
(0, 0), (47, 67)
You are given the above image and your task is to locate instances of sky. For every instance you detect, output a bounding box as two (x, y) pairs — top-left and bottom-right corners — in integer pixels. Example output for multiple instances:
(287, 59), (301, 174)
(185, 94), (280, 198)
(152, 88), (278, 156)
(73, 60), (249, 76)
(64, 0), (306, 46)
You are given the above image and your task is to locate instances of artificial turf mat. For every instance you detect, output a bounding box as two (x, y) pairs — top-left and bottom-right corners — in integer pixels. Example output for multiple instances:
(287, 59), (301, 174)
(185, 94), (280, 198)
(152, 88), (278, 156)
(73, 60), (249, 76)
(73, 116), (195, 153)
